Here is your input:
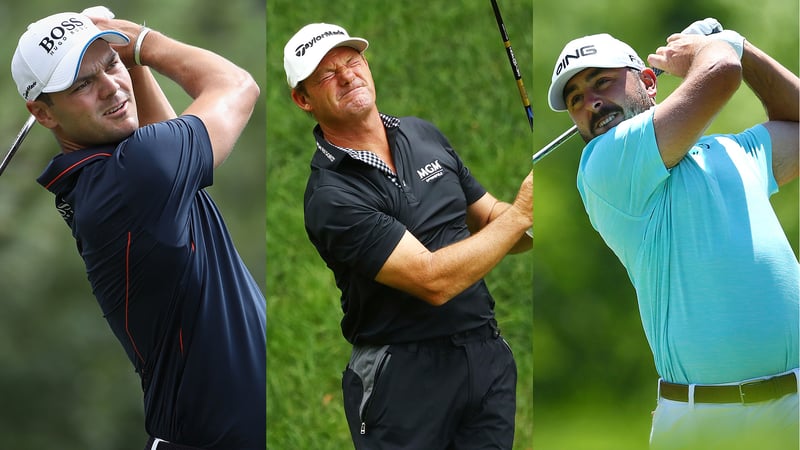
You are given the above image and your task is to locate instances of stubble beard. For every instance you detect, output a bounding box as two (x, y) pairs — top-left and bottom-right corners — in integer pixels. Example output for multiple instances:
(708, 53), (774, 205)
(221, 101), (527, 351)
(580, 84), (654, 142)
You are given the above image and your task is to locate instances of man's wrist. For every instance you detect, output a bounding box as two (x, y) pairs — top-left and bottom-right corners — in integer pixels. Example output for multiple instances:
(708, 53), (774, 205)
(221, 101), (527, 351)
(134, 26), (152, 66)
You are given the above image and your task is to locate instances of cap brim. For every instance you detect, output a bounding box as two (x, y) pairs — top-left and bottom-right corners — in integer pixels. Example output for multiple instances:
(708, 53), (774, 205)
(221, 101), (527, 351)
(42, 30), (129, 94)
(548, 65), (586, 111)
(337, 38), (369, 54)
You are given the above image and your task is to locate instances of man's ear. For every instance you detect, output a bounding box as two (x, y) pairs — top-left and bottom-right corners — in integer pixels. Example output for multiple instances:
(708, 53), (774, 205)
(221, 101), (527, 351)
(291, 88), (313, 113)
(640, 68), (658, 99)
(26, 100), (58, 129)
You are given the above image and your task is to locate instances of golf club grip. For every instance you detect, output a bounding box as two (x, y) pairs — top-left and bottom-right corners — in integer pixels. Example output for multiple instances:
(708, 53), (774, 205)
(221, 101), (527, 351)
(0, 115), (36, 177)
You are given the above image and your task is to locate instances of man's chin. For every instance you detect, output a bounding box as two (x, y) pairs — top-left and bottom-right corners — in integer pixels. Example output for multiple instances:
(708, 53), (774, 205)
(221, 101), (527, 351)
(96, 126), (138, 147)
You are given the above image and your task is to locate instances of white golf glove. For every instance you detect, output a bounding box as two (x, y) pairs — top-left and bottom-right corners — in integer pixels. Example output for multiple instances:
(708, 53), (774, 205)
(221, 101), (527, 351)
(81, 6), (115, 19)
(681, 17), (744, 60)
(681, 18), (723, 36)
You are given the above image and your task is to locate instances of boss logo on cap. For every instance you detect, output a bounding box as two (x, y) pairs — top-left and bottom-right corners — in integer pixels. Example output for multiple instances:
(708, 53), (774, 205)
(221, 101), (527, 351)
(38, 17), (88, 55)
(555, 45), (597, 76)
(294, 29), (346, 57)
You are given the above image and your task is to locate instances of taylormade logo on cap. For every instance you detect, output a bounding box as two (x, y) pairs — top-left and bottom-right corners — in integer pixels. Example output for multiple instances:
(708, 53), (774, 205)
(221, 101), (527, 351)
(294, 29), (348, 57)
(548, 33), (645, 111)
(11, 12), (129, 101)
(283, 23), (368, 88)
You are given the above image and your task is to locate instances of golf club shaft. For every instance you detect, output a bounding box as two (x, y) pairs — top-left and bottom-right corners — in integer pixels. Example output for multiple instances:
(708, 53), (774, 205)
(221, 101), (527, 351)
(0, 115), (36, 177)
(489, 0), (534, 131)
(532, 124), (577, 164)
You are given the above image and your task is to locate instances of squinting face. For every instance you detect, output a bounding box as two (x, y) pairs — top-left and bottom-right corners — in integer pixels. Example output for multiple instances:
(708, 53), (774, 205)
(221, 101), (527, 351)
(294, 46), (377, 124)
(563, 67), (655, 142)
(38, 39), (138, 150)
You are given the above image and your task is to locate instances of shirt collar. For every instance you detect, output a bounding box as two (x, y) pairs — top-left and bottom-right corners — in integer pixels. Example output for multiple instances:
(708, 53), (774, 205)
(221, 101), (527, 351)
(37, 146), (115, 194)
(311, 113), (399, 170)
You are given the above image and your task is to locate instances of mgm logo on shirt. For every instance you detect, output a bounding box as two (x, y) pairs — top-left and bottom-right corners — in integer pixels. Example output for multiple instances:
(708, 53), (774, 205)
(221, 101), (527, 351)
(417, 160), (444, 183)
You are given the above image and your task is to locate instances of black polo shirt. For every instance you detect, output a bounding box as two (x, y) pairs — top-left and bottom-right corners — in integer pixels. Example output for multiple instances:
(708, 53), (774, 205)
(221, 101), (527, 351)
(304, 114), (495, 345)
(37, 116), (265, 449)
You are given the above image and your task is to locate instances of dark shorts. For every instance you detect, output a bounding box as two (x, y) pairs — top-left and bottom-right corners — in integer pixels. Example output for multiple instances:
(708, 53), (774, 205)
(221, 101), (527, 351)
(342, 321), (517, 450)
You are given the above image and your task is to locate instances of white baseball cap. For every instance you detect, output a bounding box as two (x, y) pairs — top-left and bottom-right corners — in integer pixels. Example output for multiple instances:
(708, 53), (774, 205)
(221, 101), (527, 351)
(12, 12), (129, 101)
(548, 33), (645, 111)
(283, 23), (369, 88)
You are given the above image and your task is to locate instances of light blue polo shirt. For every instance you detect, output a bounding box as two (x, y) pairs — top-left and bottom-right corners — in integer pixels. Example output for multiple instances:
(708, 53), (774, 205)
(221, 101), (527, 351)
(577, 108), (799, 385)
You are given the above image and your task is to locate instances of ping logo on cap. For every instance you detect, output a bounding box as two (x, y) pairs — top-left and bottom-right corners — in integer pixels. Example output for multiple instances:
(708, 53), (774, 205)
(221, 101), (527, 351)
(555, 45), (597, 76)
(37, 17), (89, 55)
(294, 29), (347, 57)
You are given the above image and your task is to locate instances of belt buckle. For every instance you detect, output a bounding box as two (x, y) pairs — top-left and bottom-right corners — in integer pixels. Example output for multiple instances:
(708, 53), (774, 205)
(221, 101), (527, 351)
(737, 378), (766, 404)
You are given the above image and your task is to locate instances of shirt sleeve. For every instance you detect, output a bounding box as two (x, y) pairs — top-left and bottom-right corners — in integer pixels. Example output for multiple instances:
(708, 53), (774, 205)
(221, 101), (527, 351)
(730, 124), (777, 196)
(305, 173), (407, 281)
(113, 115), (214, 239)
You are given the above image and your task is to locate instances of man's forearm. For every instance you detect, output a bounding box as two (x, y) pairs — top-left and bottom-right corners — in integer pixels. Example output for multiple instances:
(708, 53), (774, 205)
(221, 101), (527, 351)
(481, 201), (532, 254)
(741, 41), (799, 123)
(423, 204), (531, 303)
(129, 66), (176, 126)
(134, 29), (259, 167)
(136, 30), (252, 102)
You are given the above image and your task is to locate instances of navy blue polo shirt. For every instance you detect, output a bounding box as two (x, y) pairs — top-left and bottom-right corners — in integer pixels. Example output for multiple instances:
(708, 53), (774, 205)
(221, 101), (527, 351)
(304, 114), (495, 345)
(37, 115), (265, 449)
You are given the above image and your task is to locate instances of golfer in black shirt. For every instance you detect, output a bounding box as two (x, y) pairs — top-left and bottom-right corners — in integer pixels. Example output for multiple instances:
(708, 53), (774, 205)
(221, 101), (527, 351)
(285, 23), (532, 449)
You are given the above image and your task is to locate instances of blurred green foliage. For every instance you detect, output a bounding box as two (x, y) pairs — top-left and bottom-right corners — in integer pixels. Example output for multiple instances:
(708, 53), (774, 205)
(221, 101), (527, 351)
(266, 0), (533, 449)
(0, 1), (264, 448)
(532, 1), (798, 449)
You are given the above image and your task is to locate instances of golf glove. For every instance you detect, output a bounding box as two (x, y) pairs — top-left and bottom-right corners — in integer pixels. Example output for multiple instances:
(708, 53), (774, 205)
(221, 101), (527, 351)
(81, 6), (115, 19)
(681, 17), (744, 60)
(681, 18), (723, 36)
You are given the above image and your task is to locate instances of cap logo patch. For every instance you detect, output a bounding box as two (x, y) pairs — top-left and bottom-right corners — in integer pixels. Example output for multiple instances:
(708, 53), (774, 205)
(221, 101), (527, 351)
(37, 17), (87, 55)
(555, 44), (597, 76)
(23, 82), (38, 100)
(294, 29), (346, 57)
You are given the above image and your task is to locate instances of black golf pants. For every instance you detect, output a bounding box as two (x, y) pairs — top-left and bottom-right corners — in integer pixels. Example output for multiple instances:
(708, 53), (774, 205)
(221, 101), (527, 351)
(342, 322), (517, 450)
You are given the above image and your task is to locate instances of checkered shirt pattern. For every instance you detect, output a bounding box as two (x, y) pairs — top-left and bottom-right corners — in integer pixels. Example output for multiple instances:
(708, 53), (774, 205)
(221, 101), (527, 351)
(319, 113), (403, 188)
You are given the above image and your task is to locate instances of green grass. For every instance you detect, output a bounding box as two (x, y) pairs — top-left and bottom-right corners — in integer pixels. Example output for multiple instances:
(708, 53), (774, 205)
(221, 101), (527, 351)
(534, 403), (653, 450)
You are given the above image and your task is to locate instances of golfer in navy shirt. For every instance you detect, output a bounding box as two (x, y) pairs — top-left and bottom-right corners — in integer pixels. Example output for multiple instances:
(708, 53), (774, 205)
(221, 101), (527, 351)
(12, 11), (264, 450)
(285, 23), (532, 449)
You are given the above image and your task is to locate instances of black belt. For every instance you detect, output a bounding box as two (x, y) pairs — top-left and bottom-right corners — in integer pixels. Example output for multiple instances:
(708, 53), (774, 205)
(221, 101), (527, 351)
(144, 437), (206, 450)
(659, 372), (798, 404)
(449, 320), (501, 345)
(397, 320), (501, 351)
